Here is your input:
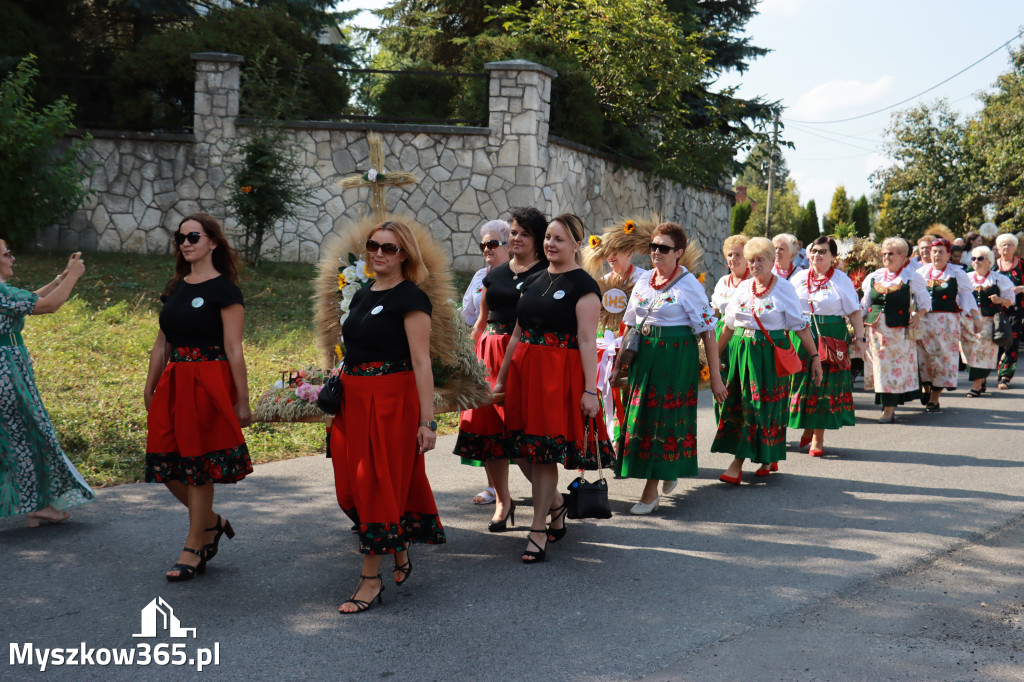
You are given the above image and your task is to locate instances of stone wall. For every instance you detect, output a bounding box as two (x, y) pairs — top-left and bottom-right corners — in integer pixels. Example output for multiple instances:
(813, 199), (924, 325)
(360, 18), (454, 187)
(48, 54), (733, 279)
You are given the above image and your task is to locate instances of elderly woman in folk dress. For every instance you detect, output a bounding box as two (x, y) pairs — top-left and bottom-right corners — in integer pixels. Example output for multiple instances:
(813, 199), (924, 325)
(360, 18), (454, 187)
(788, 237), (867, 457)
(861, 238), (932, 423)
(458, 219), (510, 506)
(772, 233), (804, 282)
(711, 235), (750, 335)
(994, 233), (1024, 389)
(614, 223), (727, 514)
(712, 237), (822, 483)
(916, 238), (981, 412)
(961, 246), (1016, 397)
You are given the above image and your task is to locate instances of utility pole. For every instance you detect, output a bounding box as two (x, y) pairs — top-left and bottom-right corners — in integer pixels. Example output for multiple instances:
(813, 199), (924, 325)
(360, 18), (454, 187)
(764, 110), (781, 237)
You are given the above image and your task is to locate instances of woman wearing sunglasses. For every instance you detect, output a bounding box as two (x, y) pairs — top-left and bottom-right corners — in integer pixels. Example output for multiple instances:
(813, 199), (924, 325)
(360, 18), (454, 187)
(494, 213), (613, 563)
(457, 219), (510, 507)
(961, 246), (1015, 397)
(713, 237), (821, 483)
(614, 223), (727, 514)
(788, 237), (867, 457)
(144, 213), (252, 581)
(458, 207), (548, 533)
(915, 238), (980, 412)
(994, 233), (1024, 389)
(332, 220), (445, 613)
(0, 241), (94, 527)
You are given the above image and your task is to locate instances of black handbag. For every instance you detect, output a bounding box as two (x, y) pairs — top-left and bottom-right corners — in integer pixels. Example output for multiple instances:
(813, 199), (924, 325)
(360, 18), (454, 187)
(316, 373), (343, 415)
(565, 421), (612, 520)
(992, 311), (1013, 349)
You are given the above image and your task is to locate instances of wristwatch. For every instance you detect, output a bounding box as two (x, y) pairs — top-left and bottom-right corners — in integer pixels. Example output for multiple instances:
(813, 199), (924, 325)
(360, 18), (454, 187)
(419, 420), (437, 431)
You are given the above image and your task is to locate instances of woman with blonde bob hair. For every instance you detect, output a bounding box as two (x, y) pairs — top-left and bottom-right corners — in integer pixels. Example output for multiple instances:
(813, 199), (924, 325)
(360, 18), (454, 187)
(713, 237), (821, 483)
(331, 219), (445, 613)
(961, 245), (1015, 396)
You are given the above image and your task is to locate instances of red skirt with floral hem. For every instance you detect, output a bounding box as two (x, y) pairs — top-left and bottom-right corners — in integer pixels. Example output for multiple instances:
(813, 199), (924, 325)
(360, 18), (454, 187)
(331, 368), (445, 555)
(504, 331), (615, 470)
(145, 346), (251, 484)
(453, 329), (510, 461)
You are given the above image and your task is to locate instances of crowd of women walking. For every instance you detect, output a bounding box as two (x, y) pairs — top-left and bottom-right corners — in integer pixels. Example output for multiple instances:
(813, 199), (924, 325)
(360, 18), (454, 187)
(2, 207), (1021, 616)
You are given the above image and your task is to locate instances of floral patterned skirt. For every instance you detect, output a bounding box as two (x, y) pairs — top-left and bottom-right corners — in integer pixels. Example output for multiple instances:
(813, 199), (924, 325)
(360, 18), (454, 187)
(711, 328), (791, 464)
(960, 314), (998, 379)
(145, 349), (251, 484)
(453, 330), (510, 462)
(616, 326), (700, 480)
(917, 312), (961, 389)
(867, 316), (920, 403)
(331, 370), (445, 555)
(505, 331), (615, 469)
(788, 316), (855, 430)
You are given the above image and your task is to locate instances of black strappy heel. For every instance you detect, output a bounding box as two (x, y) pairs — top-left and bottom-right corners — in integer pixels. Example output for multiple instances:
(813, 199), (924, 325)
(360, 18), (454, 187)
(339, 574), (385, 614)
(203, 515), (235, 563)
(394, 550), (412, 586)
(166, 547), (206, 582)
(522, 529), (548, 564)
(547, 501), (568, 543)
(488, 501), (516, 533)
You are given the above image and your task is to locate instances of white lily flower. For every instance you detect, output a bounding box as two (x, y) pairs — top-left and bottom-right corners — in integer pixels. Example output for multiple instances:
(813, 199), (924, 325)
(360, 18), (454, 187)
(367, 168), (378, 182)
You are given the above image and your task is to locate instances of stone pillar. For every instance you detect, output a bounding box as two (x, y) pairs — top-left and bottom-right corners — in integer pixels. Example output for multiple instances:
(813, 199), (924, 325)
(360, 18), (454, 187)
(484, 60), (556, 209)
(190, 52), (243, 209)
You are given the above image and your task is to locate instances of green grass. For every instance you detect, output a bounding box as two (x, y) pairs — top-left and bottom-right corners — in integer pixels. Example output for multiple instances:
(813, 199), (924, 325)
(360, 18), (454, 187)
(14, 251), (464, 487)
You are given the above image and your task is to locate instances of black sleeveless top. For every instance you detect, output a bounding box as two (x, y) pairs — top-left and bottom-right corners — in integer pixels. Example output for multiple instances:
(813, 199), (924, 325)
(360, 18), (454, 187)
(483, 261), (547, 325)
(516, 268), (601, 334)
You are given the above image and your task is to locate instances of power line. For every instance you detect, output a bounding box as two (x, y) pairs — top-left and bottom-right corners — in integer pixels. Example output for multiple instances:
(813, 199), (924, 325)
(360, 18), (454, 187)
(787, 123), (880, 153)
(786, 30), (1023, 125)
(786, 121), (881, 145)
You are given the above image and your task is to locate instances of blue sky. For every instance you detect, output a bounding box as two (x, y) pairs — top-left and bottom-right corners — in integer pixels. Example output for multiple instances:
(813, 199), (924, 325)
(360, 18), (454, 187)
(339, 1), (1024, 217)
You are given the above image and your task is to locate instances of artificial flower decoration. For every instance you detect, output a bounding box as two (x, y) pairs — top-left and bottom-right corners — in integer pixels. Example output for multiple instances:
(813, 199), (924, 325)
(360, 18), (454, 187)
(337, 252), (374, 327)
(700, 364), (711, 382)
(589, 235), (602, 248)
(365, 168), (379, 182)
(240, 185), (253, 194)
(623, 220), (636, 234)
(697, 272), (706, 284)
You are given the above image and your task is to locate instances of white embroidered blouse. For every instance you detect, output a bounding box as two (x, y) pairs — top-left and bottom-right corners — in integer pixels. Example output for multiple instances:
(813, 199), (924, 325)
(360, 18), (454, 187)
(724, 276), (808, 332)
(859, 267), (932, 312)
(460, 266), (488, 326)
(915, 264), (980, 317)
(790, 269), (861, 316)
(622, 266), (716, 334)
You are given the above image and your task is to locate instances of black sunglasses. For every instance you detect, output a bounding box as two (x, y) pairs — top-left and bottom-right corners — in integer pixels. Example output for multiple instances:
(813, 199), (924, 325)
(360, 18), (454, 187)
(649, 242), (677, 254)
(479, 239), (507, 252)
(971, 256), (987, 261)
(366, 239), (402, 255)
(174, 231), (203, 245)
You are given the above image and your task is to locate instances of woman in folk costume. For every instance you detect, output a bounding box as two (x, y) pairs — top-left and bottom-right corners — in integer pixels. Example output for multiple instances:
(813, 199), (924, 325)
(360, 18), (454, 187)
(712, 237), (821, 483)
(960, 245), (1016, 397)
(772, 233), (804, 281)
(788, 237), (867, 457)
(614, 222), (727, 514)
(861, 238), (932, 423)
(916, 238), (981, 412)
(994, 232), (1024, 389)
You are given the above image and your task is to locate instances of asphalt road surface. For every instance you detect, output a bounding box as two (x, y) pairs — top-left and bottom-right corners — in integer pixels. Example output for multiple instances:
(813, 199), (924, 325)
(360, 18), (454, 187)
(2, 376), (1022, 681)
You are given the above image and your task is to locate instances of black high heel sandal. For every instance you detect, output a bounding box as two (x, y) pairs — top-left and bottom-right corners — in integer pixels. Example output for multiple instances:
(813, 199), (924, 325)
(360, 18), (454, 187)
(488, 501), (516, 533)
(339, 574), (385, 614)
(547, 501), (568, 543)
(522, 529), (548, 564)
(394, 550), (412, 586)
(166, 547), (207, 582)
(203, 515), (235, 563)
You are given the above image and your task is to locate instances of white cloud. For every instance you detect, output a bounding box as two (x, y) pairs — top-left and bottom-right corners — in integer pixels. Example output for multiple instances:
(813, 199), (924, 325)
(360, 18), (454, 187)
(791, 171), (837, 213)
(758, 0), (810, 16)
(864, 152), (891, 176)
(790, 76), (895, 121)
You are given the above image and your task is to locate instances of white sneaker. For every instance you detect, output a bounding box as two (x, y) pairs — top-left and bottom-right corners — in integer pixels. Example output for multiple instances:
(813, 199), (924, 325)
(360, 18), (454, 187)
(629, 497), (660, 515)
(662, 480), (678, 495)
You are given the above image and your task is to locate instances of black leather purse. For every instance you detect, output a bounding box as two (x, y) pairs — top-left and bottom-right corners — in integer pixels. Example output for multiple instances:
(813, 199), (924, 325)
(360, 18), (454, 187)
(565, 421), (612, 520)
(316, 373), (343, 415)
(993, 311), (1013, 349)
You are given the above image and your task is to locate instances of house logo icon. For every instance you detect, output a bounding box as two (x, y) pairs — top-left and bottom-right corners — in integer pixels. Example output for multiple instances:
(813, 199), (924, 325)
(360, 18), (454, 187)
(133, 597), (197, 639)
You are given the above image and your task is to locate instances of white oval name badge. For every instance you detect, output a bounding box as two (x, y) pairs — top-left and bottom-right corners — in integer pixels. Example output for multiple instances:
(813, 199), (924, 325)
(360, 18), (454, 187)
(602, 288), (627, 313)
(553, 290), (566, 300)
(370, 305), (384, 315)
(191, 297), (204, 308)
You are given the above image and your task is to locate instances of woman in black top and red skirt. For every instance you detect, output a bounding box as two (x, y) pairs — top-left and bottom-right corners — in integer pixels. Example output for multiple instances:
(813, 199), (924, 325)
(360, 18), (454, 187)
(456, 207), (547, 532)
(331, 220), (445, 613)
(495, 213), (614, 564)
(144, 213), (252, 581)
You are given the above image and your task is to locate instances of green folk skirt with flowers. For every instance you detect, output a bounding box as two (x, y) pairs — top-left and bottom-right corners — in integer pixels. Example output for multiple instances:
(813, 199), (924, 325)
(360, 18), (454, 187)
(788, 315), (856, 430)
(711, 328), (792, 464)
(615, 326), (700, 480)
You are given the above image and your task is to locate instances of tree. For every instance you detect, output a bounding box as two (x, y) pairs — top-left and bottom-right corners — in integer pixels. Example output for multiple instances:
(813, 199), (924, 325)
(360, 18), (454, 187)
(822, 185), (850, 234)
(870, 99), (979, 240)
(736, 139), (789, 191)
(850, 195), (871, 238)
(743, 178), (801, 237)
(795, 199), (820, 245)
(731, 201), (751, 235)
(0, 55), (94, 248)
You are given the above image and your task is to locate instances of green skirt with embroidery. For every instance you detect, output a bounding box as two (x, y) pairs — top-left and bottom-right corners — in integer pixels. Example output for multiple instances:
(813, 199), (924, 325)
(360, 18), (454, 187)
(615, 326), (700, 480)
(788, 315), (856, 430)
(711, 328), (791, 464)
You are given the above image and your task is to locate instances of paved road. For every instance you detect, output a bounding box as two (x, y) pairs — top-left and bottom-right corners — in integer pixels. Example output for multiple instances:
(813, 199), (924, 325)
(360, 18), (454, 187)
(2, 376), (1022, 681)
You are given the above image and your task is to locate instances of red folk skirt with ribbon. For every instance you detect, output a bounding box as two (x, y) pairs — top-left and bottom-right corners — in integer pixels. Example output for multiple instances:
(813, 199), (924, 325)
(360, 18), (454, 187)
(453, 322), (513, 461)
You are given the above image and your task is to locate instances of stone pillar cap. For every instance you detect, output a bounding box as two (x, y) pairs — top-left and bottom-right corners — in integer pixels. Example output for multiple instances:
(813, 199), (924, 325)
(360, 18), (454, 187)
(190, 52), (245, 63)
(484, 60), (557, 78)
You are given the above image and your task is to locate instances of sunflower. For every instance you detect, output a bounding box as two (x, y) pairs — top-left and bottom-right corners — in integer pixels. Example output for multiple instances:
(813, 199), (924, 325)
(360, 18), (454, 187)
(623, 220), (636, 234)
(697, 272), (706, 284)
(700, 364), (711, 382)
(589, 235), (602, 248)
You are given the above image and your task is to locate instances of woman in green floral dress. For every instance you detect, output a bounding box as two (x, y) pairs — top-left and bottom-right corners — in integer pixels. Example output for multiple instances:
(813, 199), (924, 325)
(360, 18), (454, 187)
(0, 240), (94, 526)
